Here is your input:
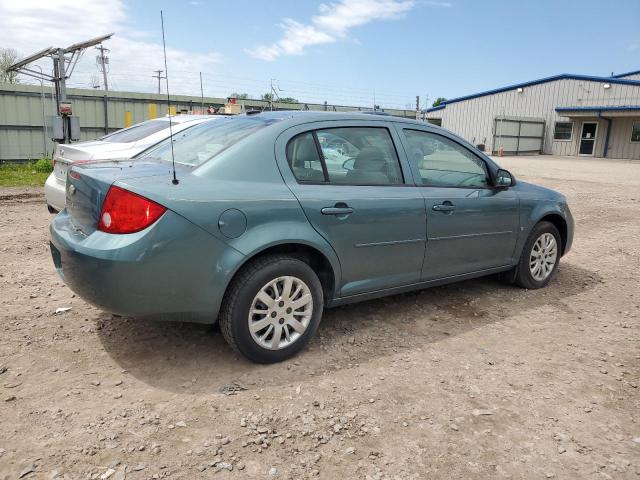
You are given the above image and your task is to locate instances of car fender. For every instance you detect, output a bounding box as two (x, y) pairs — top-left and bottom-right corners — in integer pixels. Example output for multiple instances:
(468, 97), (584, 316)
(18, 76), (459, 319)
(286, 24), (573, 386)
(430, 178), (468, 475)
(515, 200), (569, 259)
(224, 221), (343, 300)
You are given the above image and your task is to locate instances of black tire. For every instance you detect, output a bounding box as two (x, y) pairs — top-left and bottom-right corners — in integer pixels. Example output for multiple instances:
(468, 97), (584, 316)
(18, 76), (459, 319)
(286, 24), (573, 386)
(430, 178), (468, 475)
(219, 255), (324, 363)
(513, 221), (562, 289)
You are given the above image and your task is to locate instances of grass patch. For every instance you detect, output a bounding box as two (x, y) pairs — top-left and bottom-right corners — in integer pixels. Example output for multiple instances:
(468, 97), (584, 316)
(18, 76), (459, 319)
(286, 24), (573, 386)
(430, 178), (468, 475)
(0, 159), (52, 187)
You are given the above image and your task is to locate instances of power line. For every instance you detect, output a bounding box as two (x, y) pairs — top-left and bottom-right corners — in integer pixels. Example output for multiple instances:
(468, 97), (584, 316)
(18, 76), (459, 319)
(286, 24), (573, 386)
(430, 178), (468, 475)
(64, 66), (419, 109)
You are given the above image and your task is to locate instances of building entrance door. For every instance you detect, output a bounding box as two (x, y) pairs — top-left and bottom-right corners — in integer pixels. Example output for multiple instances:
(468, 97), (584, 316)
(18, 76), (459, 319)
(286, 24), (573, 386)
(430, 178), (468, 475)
(579, 122), (598, 156)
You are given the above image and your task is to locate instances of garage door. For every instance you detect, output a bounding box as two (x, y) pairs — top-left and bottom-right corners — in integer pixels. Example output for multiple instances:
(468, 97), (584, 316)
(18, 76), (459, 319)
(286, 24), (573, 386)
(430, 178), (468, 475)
(492, 116), (545, 155)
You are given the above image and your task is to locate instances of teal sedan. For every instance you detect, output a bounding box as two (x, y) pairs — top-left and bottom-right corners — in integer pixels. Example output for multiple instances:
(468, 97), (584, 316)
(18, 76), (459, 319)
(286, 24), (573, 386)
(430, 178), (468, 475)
(50, 112), (573, 363)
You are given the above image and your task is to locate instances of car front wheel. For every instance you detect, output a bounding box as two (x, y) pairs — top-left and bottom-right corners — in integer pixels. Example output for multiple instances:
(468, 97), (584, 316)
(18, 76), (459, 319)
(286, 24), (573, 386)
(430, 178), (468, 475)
(514, 221), (561, 289)
(219, 255), (324, 363)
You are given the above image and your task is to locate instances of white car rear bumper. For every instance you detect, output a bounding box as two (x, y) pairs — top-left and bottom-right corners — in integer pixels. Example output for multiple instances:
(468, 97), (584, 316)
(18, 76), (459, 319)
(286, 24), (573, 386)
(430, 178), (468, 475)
(44, 172), (66, 212)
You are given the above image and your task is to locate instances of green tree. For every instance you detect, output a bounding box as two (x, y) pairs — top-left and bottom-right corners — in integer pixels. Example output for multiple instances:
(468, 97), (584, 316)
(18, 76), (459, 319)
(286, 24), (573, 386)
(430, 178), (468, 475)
(432, 97), (446, 107)
(261, 93), (298, 104)
(229, 92), (249, 99)
(0, 48), (20, 84)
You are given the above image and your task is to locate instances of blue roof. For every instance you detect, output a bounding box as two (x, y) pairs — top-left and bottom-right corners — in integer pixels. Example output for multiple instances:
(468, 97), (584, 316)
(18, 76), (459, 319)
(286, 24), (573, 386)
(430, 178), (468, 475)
(611, 69), (640, 79)
(424, 73), (640, 113)
(556, 105), (640, 112)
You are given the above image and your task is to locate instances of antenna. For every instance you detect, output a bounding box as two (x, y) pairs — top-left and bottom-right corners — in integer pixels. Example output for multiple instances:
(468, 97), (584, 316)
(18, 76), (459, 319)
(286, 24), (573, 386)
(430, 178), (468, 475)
(160, 10), (179, 185)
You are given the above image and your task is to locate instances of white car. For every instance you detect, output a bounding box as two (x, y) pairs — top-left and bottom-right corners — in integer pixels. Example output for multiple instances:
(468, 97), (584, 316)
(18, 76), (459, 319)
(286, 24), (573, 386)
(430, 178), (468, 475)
(45, 115), (217, 212)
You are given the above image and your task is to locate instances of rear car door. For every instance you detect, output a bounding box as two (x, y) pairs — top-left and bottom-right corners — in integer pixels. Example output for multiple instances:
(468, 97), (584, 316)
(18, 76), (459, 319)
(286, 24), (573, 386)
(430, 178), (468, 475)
(397, 127), (519, 280)
(275, 121), (426, 297)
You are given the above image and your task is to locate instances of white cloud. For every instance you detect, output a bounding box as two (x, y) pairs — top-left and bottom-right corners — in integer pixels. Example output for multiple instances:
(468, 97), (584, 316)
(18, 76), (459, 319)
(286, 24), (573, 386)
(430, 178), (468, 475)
(246, 0), (416, 61)
(420, 1), (452, 7)
(0, 0), (222, 94)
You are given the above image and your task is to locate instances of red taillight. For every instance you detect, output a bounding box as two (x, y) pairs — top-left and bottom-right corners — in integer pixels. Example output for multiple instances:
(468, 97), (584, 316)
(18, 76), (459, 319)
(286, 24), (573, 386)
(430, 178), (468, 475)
(98, 186), (167, 234)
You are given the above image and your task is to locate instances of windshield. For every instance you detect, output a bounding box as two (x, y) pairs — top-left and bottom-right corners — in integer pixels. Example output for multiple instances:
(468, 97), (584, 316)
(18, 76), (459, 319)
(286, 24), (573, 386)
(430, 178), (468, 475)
(100, 119), (172, 143)
(137, 117), (270, 167)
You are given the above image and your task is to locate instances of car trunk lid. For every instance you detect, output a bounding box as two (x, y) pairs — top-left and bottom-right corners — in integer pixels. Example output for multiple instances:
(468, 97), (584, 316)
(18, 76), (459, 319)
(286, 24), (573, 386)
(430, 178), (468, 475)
(65, 160), (181, 235)
(53, 142), (134, 182)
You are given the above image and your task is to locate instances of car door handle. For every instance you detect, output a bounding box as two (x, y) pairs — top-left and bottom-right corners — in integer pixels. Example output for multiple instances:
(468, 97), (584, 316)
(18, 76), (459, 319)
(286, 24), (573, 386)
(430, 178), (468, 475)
(432, 203), (456, 212)
(321, 206), (354, 216)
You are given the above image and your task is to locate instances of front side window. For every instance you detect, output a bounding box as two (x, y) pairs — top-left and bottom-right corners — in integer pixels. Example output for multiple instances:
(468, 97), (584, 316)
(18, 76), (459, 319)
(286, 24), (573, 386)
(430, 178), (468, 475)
(316, 127), (403, 185)
(403, 129), (489, 188)
(553, 121), (574, 141)
(631, 121), (640, 142)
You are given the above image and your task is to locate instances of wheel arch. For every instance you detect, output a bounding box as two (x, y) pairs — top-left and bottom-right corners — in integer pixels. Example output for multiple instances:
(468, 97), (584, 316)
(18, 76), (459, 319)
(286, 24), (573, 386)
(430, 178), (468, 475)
(223, 241), (340, 305)
(536, 213), (568, 256)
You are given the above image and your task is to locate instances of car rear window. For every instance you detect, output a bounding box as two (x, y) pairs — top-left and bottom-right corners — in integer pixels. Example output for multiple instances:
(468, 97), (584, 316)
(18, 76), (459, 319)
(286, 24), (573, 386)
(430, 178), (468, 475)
(137, 117), (271, 167)
(100, 119), (170, 143)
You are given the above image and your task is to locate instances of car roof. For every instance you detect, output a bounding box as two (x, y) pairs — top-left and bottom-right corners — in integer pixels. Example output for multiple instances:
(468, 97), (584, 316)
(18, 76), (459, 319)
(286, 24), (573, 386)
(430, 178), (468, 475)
(243, 110), (428, 127)
(156, 114), (213, 124)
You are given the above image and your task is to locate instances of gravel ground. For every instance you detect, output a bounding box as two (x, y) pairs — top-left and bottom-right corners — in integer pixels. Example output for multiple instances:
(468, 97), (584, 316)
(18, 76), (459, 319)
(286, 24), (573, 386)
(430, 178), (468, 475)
(0, 156), (638, 479)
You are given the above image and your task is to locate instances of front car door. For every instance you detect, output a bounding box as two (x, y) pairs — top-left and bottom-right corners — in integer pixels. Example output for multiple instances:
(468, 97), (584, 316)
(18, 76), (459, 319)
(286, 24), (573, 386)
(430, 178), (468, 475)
(396, 127), (520, 281)
(275, 120), (426, 297)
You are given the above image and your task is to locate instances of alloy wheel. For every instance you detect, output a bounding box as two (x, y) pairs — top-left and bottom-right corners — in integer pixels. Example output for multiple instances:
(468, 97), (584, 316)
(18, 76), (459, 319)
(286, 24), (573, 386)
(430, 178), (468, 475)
(248, 276), (313, 350)
(529, 232), (558, 281)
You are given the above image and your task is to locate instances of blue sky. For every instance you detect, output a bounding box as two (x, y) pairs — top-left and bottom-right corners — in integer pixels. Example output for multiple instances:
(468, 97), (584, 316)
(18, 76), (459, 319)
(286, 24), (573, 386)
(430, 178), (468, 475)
(2, 0), (639, 109)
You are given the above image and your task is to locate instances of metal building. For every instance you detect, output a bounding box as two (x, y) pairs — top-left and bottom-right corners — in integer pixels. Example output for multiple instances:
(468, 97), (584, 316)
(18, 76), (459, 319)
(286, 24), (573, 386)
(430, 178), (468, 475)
(423, 70), (640, 160)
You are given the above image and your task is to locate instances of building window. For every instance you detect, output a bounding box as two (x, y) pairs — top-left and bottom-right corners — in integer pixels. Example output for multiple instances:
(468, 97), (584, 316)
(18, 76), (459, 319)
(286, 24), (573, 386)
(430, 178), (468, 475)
(631, 122), (640, 143)
(553, 121), (574, 141)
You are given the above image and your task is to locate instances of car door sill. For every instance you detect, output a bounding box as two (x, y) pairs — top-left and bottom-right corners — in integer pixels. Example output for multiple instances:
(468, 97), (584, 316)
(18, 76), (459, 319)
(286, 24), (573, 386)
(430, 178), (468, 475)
(327, 264), (514, 308)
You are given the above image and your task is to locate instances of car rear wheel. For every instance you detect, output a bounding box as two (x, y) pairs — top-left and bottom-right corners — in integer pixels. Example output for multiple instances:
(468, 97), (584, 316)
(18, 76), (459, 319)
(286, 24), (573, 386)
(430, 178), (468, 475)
(513, 221), (561, 289)
(219, 255), (324, 363)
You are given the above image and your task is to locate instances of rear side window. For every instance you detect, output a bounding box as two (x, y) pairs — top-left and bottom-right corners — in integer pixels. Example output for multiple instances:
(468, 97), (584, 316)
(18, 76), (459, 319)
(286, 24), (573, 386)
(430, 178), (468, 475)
(100, 119), (170, 143)
(138, 117), (269, 167)
(286, 127), (403, 186)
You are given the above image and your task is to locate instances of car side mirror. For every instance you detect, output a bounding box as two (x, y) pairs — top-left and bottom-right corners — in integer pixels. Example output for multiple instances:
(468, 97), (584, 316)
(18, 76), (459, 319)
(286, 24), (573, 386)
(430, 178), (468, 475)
(342, 158), (355, 171)
(495, 169), (515, 188)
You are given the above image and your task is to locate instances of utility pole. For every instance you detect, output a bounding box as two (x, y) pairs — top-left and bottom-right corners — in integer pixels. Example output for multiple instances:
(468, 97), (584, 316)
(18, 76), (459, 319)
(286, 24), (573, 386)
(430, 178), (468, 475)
(152, 70), (166, 94)
(199, 72), (204, 113)
(53, 48), (68, 141)
(7, 33), (114, 144)
(95, 45), (109, 91)
(268, 78), (282, 111)
(269, 79), (274, 111)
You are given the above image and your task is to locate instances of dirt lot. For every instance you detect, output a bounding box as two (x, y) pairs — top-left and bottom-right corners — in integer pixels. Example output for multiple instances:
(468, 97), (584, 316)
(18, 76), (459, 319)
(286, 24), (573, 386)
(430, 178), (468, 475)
(0, 155), (638, 479)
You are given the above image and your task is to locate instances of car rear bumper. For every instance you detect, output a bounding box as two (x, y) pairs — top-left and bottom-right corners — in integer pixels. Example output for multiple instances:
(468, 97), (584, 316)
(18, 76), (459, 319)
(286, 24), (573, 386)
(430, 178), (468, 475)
(44, 173), (66, 212)
(49, 209), (244, 322)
